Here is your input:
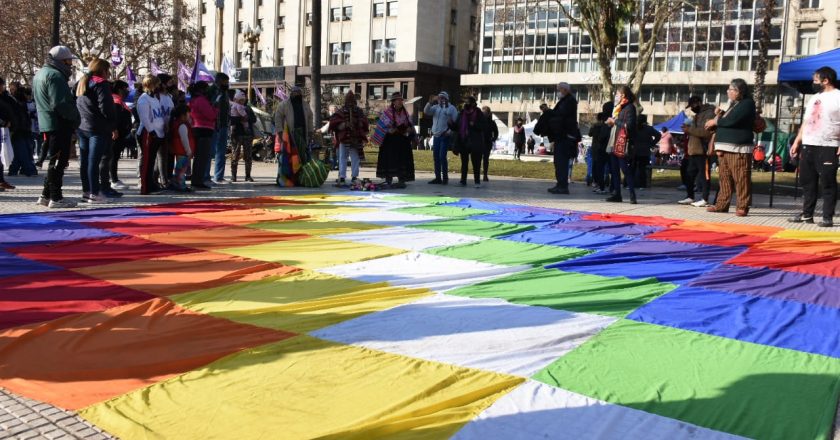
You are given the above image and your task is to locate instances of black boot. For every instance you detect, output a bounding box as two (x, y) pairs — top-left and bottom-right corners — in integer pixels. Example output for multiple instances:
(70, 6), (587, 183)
(605, 192), (622, 203)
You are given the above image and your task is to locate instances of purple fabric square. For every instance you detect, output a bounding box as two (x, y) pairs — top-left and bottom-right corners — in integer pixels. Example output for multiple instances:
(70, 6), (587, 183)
(608, 239), (747, 263)
(552, 219), (665, 237)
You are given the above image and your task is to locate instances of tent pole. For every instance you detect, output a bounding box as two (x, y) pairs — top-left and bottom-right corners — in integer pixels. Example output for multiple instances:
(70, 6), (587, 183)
(769, 91), (781, 208)
(793, 107), (806, 200)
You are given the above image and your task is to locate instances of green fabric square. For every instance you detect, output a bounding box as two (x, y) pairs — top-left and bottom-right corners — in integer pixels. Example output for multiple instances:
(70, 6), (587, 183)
(447, 268), (675, 318)
(408, 219), (535, 238)
(533, 319), (840, 440)
(427, 239), (590, 267)
(393, 206), (496, 219)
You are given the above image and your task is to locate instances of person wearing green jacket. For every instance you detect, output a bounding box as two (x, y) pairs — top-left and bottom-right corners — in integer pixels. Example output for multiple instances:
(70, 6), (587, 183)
(33, 46), (81, 208)
(704, 78), (756, 217)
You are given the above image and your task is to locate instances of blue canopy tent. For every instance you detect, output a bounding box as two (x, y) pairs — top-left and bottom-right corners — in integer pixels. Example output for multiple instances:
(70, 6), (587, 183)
(653, 112), (687, 134)
(778, 47), (840, 93)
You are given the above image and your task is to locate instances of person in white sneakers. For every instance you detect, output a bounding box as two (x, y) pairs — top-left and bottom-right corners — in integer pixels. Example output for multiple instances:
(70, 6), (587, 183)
(679, 95), (716, 207)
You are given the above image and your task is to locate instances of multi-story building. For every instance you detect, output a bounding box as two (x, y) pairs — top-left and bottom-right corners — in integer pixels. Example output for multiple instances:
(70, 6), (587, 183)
(193, 0), (479, 113)
(462, 0), (799, 128)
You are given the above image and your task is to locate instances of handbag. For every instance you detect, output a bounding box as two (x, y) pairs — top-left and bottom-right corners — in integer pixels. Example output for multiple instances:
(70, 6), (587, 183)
(371, 118), (388, 147)
(613, 126), (629, 158)
(0, 127), (14, 167)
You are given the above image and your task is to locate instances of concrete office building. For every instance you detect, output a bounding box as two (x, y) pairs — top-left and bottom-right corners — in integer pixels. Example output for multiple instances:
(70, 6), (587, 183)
(461, 0), (806, 128)
(193, 0), (479, 112)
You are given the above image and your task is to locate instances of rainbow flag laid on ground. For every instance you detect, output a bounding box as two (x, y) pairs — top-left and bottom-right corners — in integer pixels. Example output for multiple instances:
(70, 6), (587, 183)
(0, 194), (838, 439)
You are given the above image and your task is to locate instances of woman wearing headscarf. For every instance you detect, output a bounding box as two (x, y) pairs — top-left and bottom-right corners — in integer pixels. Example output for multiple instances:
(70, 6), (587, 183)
(76, 58), (116, 203)
(455, 96), (486, 187)
(605, 85), (638, 204)
(704, 78), (756, 216)
(375, 92), (415, 188)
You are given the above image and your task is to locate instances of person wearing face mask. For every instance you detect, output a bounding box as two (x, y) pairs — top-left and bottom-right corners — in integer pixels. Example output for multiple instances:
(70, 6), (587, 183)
(547, 82), (579, 195)
(605, 85), (638, 204)
(33, 46), (82, 208)
(789, 66), (840, 228)
(704, 78), (756, 217)
(680, 96), (717, 207)
(206, 72), (231, 185)
(274, 85), (313, 187)
(423, 91), (458, 184)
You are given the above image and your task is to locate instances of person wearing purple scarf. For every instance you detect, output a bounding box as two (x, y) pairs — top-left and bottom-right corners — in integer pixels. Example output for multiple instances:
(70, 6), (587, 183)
(454, 96), (487, 187)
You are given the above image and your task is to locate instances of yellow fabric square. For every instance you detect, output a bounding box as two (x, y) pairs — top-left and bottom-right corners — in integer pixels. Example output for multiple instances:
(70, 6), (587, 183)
(80, 336), (523, 440)
(247, 217), (385, 236)
(272, 194), (366, 203)
(171, 271), (431, 333)
(773, 229), (840, 243)
(265, 203), (373, 218)
(217, 237), (407, 269)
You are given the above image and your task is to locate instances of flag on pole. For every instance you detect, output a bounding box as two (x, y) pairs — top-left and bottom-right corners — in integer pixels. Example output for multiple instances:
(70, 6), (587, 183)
(190, 47), (215, 84)
(525, 111), (532, 124)
(253, 86), (266, 106)
(274, 80), (287, 100)
(177, 61), (191, 92)
(151, 60), (163, 75)
(126, 66), (137, 91)
(221, 55), (234, 77)
(110, 43), (123, 68)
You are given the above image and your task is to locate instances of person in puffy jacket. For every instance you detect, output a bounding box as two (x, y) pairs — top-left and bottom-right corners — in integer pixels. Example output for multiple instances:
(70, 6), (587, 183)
(189, 81), (218, 190)
(75, 58), (116, 203)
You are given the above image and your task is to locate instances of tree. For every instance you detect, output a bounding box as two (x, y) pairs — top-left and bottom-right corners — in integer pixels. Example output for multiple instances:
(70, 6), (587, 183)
(753, 0), (777, 112)
(627, 0), (692, 97)
(0, 0), (201, 82)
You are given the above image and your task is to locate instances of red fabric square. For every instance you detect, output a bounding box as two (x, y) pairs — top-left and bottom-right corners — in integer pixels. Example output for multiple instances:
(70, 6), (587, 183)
(10, 235), (200, 269)
(84, 215), (228, 236)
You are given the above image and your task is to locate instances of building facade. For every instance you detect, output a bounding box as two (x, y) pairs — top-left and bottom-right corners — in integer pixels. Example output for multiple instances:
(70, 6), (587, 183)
(462, 0), (806, 128)
(193, 0), (479, 113)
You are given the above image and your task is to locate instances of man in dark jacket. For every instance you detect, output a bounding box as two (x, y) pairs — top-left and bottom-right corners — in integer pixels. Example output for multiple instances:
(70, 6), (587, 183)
(481, 106), (498, 182)
(0, 78), (19, 189)
(633, 114), (660, 189)
(109, 80), (133, 190)
(33, 46), (81, 208)
(206, 72), (231, 184)
(588, 111), (611, 194)
(547, 82), (579, 194)
(681, 95), (717, 206)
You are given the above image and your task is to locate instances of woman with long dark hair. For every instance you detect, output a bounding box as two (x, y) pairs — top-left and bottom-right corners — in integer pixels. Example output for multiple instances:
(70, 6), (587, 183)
(189, 81), (217, 190)
(375, 92), (416, 188)
(455, 96), (486, 187)
(76, 58), (116, 203)
(605, 85), (638, 204)
(704, 78), (756, 216)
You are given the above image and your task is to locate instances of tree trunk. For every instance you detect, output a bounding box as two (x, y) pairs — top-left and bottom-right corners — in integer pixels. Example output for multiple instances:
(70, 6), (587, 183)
(310, 0), (322, 127)
(753, 0), (776, 113)
(173, 0), (183, 72)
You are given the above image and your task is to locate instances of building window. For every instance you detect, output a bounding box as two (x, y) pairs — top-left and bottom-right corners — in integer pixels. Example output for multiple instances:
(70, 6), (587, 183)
(373, 3), (385, 17)
(385, 38), (396, 62)
(237, 21), (243, 33)
(306, 13), (313, 25)
(371, 40), (383, 63)
(343, 6), (352, 20)
(342, 42), (351, 64)
(368, 84), (385, 100)
(201, 2), (206, 14)
(277, 48), (284, 66)
(200, 26), (206, 38)
(330, 43), (341, 65)
(257, 19), (263, 30)
(470, 15), (477, 32)
(277, 16), (285, 29)
(331, 8), (341, 22)
(257, 0), (262, 6)
(304, 46), (311, 66)
(255, 50), (262, 67)
(449, 45), (456, 68)
(468, 50), (476, 72)
(235, 0), (241, 8)
(801, 0), (820, 8)
(235, 51), (242, 67)
(798, 30), (817, 55)
(450, 9), (457, 25)
(387, 1), (398, 16)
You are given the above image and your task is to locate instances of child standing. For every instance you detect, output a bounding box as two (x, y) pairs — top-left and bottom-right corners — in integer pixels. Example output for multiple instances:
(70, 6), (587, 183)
(170, 105), (194, 192)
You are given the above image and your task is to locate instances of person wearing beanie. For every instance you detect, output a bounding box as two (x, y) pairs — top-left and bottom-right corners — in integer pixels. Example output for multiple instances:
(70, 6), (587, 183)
(229, 89), (254, 182)
(375, 92), (415, 188)
(423, 91), (458, 184)
(329, 90), (369, 186)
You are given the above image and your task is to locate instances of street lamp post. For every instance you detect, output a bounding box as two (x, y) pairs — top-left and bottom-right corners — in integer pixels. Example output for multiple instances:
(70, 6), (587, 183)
(243, 24), (262, 103)
(51, 0), (61, 46)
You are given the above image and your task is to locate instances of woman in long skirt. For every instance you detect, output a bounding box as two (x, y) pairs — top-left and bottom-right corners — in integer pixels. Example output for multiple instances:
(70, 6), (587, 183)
(376, 92), (415, 188)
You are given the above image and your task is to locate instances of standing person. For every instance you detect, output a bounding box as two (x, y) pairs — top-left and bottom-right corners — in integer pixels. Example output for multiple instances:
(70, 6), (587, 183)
(155, 73), (176, 189)
(207, 72), (231, 185)
(481, 105), (498, 182)
(109, 80), (133, 191)
(3, 81), (37, 177)
(547, 82), (579, 195)
(76, 58), (117, 204)
(423, 91), (458, 184)
(188, 81), (217, 190)
(789, 66), (840, 227)
(633, 114), (660, 190)
(26, 89), (42, 161)
(329, 90), (369, 186)
(526, 135), (535, 154)
(33, 46), (81, 208)
(273, 86), (313, 186)
(680, 95), (716, 207)
(454, 96), (486, 187)
(512, 118), (526, 160)
(229, 90), (253, 182)
(704, 78), (756, 216)
(169, 104), (194, 192)
(0, 78), (18, 190)
(136, 75), (165, 195)
(588, 111), (611, 194)
(605, 86), (638, 204)
(657, 127), (675, 166)
(375, 92), (416, 188)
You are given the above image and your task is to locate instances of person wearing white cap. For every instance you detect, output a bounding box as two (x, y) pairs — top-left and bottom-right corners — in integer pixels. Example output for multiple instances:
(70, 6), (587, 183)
(229, 89), (254, 182)
(423, 91), (458, 184)
(33, 46), (81, 208)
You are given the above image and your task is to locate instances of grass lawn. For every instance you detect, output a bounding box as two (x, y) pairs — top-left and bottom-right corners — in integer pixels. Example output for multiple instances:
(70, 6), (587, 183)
(360, 147), (799, 196)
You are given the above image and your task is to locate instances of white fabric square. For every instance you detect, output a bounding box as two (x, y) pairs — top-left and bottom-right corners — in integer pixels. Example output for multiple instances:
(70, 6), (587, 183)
(319, 252), (527, 293)
(312, 294), (616, 377)
(452, 381), (747, 440)
(329, 210), (444, 226)
(326, 227), (484, 251)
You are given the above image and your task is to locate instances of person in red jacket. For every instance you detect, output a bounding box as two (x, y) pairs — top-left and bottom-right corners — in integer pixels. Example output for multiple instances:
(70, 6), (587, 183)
(188, 81), (218, 190)
(169, 105), (194, 191)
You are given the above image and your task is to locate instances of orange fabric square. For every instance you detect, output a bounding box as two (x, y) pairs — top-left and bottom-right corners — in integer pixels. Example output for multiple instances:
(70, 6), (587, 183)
(672, 220), (782, 237)
(184, 208), (309, 226)
(728, 247), (840, 278)
(85, 215), (228, 236)
(226, 196), (314, 207)
(754, 237), (840, 258)
(0, 298), (292, 410)
(75, 251), (298, 296)
(645, 228), (770, 247)
(582, 213), (683, 227)
(143, 226), (308, 250)
(138, 200), (252, 214)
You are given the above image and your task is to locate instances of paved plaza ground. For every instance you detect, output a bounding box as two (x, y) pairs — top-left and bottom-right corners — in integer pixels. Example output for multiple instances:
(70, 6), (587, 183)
(0, 159), (838, 439)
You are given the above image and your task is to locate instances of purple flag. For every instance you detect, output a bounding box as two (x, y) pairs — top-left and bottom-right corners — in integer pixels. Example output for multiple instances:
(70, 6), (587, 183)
(151, 60), (163, 75)
(273, 80), (287, 100)
(110, 43), (123, 68)
(177, 61), (191, 92)
(253, 86), (266, 106)
(126, 66), (137, 91)
(189, 47), (215, 84)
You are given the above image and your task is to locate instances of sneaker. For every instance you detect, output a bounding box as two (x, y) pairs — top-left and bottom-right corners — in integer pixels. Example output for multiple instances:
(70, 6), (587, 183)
(36, 196), (49, 207)
(79, 193), (91, 203)
(245, 176), (254, 182)
(111, 180), (129, 190)
(428, 178), (442, 184)
(48, 199), (77, 209)
(818, 219), (834, 228)
(87, 194), (111, 205)
(0, 182), (15, 189)
(212, 178), (230, 185)
(788, 214), (814, 224)
(203, 180), (215, 187)
(103, 189), (123, 198)
(677, 197), (694, 205)
(691, 199), (708, 207)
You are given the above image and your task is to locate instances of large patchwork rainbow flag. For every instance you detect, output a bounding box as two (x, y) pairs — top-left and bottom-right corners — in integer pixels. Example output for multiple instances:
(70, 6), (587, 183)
(0, 194), (838, 439)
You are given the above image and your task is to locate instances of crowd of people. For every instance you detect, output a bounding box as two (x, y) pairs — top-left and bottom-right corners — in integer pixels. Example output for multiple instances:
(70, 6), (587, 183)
(1, 45), (837, 226)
